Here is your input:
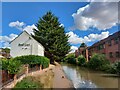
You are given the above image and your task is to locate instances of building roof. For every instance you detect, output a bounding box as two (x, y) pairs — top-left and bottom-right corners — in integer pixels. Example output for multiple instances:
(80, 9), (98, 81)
(10, 31), (45, 50)
(89, 30), (120, 49)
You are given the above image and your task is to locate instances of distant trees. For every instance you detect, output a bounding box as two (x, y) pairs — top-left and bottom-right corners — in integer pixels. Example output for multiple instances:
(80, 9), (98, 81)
(77, 55), (86, 66)
(64, 53), (76, 64)
(79, 43), (87, 48)
(2, 48), (10, 53)
(32, 11), (70, 63)
(87, 53), (110, 70)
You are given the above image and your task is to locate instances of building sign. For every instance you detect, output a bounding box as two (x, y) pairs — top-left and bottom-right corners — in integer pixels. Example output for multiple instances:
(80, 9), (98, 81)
(18, 43), (30, 46)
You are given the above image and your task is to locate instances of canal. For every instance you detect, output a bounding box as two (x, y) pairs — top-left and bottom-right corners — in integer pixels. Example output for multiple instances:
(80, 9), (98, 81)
(61, 63), (119, 88)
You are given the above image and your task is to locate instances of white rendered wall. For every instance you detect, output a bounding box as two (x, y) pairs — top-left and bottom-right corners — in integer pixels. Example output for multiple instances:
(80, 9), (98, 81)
(10, 32), (44, 57)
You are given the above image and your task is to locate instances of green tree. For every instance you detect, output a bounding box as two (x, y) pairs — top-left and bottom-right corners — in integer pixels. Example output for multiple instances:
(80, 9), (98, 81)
(64, 53), (76, 64)
(77, 55), (86, 66)
(2, 48), (10, 53)
(88, 53), (110, 70)
(79, 43), (87, 48)
(32, 11), (70, 63)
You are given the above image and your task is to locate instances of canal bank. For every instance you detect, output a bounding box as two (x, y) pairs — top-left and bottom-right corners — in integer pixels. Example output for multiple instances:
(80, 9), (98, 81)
(52, 62), (74, 88)
(11, 63), (74, 89)
(61, 63), (119, 88)
(31, 62), (74, 88)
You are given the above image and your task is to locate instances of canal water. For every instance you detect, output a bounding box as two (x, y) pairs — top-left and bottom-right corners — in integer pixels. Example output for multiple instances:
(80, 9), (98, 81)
(61, 63), (119, 88)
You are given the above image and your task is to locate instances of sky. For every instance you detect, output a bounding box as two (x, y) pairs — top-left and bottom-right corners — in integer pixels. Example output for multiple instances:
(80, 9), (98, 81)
(1, 1), (119, 53)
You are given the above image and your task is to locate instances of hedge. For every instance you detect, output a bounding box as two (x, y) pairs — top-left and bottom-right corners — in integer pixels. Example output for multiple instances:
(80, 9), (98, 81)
(0, 58), (22, 74)
(12, 55), (50, 69)
(1, 55), (50, 75)
(7, 59), (22, 74)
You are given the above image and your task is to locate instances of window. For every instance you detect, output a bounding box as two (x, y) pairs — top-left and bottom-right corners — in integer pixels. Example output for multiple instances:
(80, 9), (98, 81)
(114, 38), (119, 44)
(109, 52), (113, 58)
(116, 52), (120, 58)
(99, 45), (103, 50)
(98, 44), (105, 50)
(108, 40), (112, 46)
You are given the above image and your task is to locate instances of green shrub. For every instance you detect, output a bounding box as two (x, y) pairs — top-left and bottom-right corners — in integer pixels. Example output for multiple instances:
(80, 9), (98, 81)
(13, 55), (40, 65)
(100, 64), (111, 72)
(109, 61), (120, 74)
(116, 61), (120, 75)
(88, 53), (110, 70)
(99, 61), (120, 74)
(0, 58), (9, 70)
(77, 55), (86, 66)
(64, 53), (76, 64)
(13, 76), (43, 89)
(41, 57), (50, 69)
(13, 55), (50, 69)
(7, 59), (22, 74)
(0, 58), (22, 74)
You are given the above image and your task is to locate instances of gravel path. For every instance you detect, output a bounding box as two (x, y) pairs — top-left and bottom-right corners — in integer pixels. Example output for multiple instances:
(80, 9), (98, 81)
(52, 63), (74, 88)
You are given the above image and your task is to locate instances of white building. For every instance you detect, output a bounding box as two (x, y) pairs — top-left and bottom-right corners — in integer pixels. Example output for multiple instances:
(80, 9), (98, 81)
(10, 31), (44, 57)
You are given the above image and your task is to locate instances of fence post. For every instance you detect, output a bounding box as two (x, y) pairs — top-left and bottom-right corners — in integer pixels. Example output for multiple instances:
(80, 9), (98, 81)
(40, 65), (42, 72)
(13, 74), (17, 86)
(25, 64), (29, 76)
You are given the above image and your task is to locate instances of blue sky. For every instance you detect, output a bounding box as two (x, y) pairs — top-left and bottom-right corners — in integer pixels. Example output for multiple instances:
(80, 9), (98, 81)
(1, 2), (119, 53)
(2, 2), (88, 35)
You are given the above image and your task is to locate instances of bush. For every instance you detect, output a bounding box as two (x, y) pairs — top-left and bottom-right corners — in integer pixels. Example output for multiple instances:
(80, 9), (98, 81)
(41, 57), (50, 69)
(0, 58), (9, 70)
(106, 63), (117, 74)
(13, 76), (43, 88)
(13, 55), (50, 69)
(7, 59), (22, 74)
(77, 55), (86, 66)
(116, 61), (120, 75)
(64, 53), (76, 64)
(0, 58), (22, 75)
(108, 61), (120, 74)
(88, 53), (110, 70)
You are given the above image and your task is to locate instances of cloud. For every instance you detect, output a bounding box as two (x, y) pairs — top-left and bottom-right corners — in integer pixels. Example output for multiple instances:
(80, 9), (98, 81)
(70, 2), (118, 31)
(66, 31), (109, 44)
(0, 33), (18, 48)
(59, 24), (64, 27)
(69, 46), (78, 53)
(23, 24), (37, 35)
(9, 21), (38, 34)
(9, 21), (25, 30)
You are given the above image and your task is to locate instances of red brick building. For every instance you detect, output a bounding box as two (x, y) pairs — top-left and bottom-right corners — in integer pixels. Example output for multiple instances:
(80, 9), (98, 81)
(75, 45), (89, 62)
(75, 31), (120, 62)
(88, 31), (120, 62)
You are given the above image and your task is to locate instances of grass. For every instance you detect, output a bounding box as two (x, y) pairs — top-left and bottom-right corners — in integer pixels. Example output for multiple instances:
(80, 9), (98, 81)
(13, 76), (43, 89)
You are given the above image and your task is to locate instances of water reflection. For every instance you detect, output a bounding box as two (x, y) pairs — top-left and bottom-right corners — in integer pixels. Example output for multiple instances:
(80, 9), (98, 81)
(61, 63), (118, 88)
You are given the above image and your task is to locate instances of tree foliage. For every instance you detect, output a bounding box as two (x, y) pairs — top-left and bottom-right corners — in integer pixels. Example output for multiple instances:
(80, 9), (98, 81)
(77, 55), (86, 66)
(87, 53), (110, 70)
(32, 11), (70, 63)
(2, 48), (10, 53)
(0, 58), (9, 70)
(64, 53), (76, 64)
(79, 43), (87, 48)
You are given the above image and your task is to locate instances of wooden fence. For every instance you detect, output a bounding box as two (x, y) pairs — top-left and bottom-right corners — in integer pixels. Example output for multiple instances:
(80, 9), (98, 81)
(1, 65), (42, 88)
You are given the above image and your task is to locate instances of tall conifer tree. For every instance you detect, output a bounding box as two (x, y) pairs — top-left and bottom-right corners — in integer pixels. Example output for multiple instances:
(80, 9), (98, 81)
(32, 11), (70, 63)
